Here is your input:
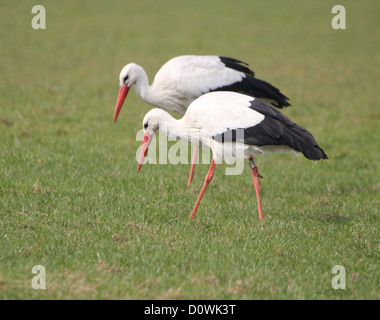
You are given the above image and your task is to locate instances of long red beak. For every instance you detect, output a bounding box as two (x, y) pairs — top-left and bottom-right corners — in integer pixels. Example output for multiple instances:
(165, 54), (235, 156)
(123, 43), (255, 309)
(137, 133), (154, 172)
(113, 85), (130, 123)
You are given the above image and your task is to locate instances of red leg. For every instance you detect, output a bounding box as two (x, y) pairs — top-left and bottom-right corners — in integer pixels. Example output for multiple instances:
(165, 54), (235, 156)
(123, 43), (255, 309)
(188, 145), (199, 186)
(249, 157), (264, 220)
(189, 159), (216, 219)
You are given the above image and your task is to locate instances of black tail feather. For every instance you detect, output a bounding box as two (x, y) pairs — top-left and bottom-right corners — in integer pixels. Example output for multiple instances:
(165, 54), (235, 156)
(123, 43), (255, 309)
(245, 76), (291, 109)
(277, 122), (328, 160)
(218, 56), (291, 109)
(243, 99), (328, 160)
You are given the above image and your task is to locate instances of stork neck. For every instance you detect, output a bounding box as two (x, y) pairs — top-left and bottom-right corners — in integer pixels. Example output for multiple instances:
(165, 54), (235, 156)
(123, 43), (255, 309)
(133, 66), (165, 109)
(133, 68), (151, 101)
(158, 112), (189, 142)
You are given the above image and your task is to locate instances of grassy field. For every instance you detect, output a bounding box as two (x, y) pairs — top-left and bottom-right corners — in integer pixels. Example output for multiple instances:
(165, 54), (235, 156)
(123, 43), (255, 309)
(0, 0), (379, 299)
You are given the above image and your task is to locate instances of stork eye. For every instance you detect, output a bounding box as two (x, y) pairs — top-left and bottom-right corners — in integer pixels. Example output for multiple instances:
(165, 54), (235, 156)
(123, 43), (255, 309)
(144, 123), (148, 129)
(123, 74), (129, 84)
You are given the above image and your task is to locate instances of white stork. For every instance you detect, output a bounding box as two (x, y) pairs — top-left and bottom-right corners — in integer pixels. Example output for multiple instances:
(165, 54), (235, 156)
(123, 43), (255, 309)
(113, 55), (290, 186)
(137, 91), (328, 221)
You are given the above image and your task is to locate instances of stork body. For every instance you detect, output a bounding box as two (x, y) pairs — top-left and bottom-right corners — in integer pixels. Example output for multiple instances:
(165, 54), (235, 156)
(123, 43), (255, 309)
(138, 92), (327, 220)
(114, 55), (291, 186)
(114, 55), (290, 121)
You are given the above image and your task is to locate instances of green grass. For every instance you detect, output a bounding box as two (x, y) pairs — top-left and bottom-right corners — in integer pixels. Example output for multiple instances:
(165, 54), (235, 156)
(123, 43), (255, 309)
(0, 0), (379, 299)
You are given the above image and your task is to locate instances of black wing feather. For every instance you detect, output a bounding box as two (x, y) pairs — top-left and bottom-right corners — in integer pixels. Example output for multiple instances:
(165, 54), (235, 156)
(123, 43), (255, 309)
(219, 56), (255, 76)
(217, 57), (291, 109)
(213, 99), (328, 161)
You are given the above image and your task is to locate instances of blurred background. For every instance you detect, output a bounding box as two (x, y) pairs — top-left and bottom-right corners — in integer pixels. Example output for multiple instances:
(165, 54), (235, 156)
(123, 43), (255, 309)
(0, 0), (379, 299)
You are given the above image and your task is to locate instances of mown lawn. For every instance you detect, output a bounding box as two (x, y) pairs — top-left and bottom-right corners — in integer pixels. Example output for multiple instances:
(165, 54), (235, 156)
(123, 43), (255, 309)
(0, 0), (379, 299)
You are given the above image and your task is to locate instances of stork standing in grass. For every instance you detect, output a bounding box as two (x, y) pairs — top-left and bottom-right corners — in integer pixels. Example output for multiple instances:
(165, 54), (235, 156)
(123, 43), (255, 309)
(137, 92), (327, 220)
(113, 55), (290, 185)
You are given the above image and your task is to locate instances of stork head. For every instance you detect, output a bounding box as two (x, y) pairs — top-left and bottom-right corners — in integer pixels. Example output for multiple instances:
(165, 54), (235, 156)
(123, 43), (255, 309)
(138, 109), (163, 172)
(113, 63), (142, 123)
